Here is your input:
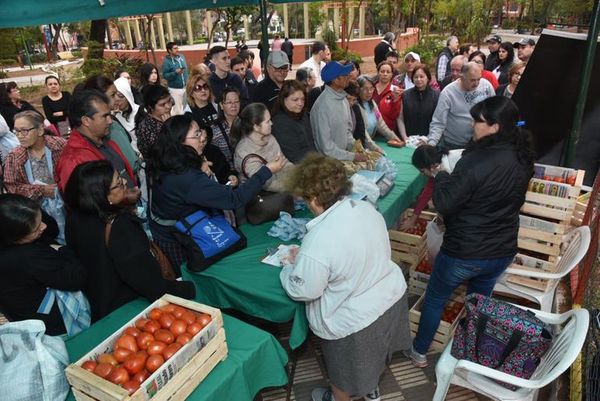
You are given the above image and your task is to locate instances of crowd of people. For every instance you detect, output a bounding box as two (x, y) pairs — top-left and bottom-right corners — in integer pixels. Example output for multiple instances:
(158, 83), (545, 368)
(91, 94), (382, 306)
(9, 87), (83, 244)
(0, 33), (537, 401)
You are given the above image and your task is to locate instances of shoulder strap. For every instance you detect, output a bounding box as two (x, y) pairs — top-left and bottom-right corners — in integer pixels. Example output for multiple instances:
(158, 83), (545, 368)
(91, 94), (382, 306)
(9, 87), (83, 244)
(240, 153), (268, 179)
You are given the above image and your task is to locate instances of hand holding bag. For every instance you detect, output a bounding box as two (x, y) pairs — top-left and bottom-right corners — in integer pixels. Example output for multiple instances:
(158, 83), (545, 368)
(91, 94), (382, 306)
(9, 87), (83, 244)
(241, 153), (294, 225)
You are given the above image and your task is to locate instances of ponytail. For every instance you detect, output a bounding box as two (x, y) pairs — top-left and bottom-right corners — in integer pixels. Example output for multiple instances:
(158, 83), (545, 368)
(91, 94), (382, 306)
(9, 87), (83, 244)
(229, 102), (268, 147)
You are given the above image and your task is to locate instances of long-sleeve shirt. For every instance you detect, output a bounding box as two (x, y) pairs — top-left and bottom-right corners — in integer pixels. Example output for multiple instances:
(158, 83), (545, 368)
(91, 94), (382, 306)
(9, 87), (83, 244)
(162, 54), (189, 89)
(280, 198), (406, 340)
(310, 86), (355, 161)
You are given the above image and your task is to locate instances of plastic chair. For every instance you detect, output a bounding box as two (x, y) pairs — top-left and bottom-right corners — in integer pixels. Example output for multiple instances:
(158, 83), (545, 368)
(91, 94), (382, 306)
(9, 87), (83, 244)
(433, 307), (589, 401)
(493, 226), (591, 312)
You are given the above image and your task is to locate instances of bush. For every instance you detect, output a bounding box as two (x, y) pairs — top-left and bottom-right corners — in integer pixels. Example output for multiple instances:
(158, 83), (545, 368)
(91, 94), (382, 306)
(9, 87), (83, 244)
(30, 53), (47, 63)
(402, 35), (446, 69)
(0, 71), (6, 79)
(71, 50), (82, 58)
(0, 58), (16, 66)
(103, 54), (144, 82)
(322, 27), (338, 52)
(81, 58), (105, 78)
(331, 49), (363, 64)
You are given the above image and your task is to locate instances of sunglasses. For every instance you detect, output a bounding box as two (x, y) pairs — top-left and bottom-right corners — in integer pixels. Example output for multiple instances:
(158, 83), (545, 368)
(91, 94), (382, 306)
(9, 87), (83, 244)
(193, 83), (209, 92)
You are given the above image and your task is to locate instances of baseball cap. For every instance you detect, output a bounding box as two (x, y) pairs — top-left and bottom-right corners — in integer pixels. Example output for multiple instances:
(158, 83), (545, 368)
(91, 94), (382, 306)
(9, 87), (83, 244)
(513, 38), (536, 47)
(404, 51), (421, 62)
(486, 34), (502, 43)
(267, 51), (290, 68)
(321, 61), (354, 82)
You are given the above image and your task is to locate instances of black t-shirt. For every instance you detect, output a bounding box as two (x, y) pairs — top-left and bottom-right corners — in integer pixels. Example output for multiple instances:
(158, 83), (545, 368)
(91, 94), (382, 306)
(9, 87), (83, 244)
(0, 101), (37, 130)
(42, 92), (71, 126)
(189, 103), (220, 127)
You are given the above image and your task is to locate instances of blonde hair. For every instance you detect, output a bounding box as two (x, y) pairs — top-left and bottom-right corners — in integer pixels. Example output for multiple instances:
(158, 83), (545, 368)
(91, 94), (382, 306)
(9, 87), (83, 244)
(185, 72), (212, 107)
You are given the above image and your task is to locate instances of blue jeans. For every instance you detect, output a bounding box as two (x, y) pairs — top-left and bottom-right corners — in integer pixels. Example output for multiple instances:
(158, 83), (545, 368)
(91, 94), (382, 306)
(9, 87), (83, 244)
(413, 249), (514, 354)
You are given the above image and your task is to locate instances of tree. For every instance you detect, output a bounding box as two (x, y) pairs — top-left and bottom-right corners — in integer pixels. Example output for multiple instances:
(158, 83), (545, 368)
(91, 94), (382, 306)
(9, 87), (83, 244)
(89, 19), (107, 58)
(221, 6), (256, 47)
(50, 23), (62, 60)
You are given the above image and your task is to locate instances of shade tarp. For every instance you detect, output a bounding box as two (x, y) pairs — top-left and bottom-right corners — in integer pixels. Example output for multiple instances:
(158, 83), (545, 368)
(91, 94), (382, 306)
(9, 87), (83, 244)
(0, 0), (259, 29)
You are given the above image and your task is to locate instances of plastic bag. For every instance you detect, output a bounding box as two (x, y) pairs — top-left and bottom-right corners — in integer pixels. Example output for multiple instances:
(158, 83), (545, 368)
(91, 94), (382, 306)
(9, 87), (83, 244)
(0, 320), (70, 401)
(376, 156), (398, 181)
(426, 219), (444, 265)
(350, 174), (380, 204)
(41, 188), (66, 245)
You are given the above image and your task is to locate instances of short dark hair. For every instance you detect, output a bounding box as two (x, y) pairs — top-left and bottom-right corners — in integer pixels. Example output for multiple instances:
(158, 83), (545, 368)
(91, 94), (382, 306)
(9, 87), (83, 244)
(411, 145), (448, 170)
(385, 51), (399, 60)
(83, 74), (114, 93)
(166, 42), (177, 52)
(468, 50), (487, 64)
(459, 44), (472, 55)
(221, 86), (241, 104)
(344, 81), (360, 97)
(142, 84), (171, 112)
(239, 50), (254, 62)
(63, 160), (121, 221)
(295, 67), (312, 83)
(209, 46), (227, 59)
(412, 63), (432, 82)
(0, 81), (17, 106)
(272, 80), (307, 117)
(311, 41), (326, 55)
(0, 193), (40, 246)
(45, 75), (60, 85)
(69, 89), (110, 128)
(230, 56), (244, 69)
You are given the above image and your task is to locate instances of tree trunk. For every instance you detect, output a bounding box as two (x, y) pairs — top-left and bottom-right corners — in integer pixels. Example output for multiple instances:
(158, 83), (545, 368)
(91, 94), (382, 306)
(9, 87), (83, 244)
(51, 23), (62, 60)
(89, 19), (107, 58)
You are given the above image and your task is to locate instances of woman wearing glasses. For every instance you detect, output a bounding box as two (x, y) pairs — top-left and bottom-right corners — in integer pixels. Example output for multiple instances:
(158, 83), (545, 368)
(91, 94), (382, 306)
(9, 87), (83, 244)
(63, 160), (195, 321)
(210, 87), (241, 168)
(0, 81), (38, 131)
(146, 114), (284, 269)
(184, 72), (220, 128)
(496, 62), (526, 99)
(4, 110), (65, 202)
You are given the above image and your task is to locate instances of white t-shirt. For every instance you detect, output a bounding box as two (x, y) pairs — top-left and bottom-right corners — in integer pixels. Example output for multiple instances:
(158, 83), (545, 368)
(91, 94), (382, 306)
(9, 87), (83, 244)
(299, 56), (326, 87)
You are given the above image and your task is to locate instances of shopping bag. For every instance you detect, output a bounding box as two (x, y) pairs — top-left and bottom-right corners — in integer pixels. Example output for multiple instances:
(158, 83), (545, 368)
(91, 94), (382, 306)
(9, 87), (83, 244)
(426, 219), (444, 265)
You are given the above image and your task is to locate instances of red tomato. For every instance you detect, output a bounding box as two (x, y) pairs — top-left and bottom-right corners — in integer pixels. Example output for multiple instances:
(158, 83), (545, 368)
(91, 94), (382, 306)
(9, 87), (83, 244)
(197, 313), (212, 327)
(163, 343), (182, 360)
(160, 303), (176, 313)
(172, 306), (186, 319)
(567, 176), (576, 186)
(136, 332), (154, 350)
(116, 334), (138, 353)
(181, 311), (196, 325)
(169, 319), (187, 336)
(135, 318), (150, 330)
(146, 354), (165, 373)
(81, 360), (97, 372)
(98, 353), (118, 366)
(148, 308), (163, 321)
(147, 341), (167, 355)
(158, 313), (175, 329)
(122, 380), (140, 395)
(143, 320), (160, 334)
(108, 366), (130, 385)
(113, 347), (133, 363)
(132, 369), (149, 384)
(123, 353), (147, 375)
(123, 327), (141, 338)
(176, 333), (192, 345)
(186, 322), (203, 336)
(94, 362), (114, 378)
(155, 329), (175, 344)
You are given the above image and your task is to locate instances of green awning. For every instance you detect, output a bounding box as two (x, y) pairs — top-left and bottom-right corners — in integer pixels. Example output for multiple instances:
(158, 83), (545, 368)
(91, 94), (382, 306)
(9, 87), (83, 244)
(0, 0), (258, 28)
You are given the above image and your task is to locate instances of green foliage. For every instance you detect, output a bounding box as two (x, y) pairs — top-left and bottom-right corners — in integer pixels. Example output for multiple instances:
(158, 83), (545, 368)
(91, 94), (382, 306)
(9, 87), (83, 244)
(401, 34), (445, 69)
(331, 49), (363, 64)
(0, 71), (6, 79)
(72, 50), (83, 58)
(0, 29), (19, 60)
(20, 85), (42, 96)
(81, 41), (106, 79)
(321, 27), (338, 52)
(30, 53), (47, 64)
(103, 54), (144, 81)
(0, 59), (16, 66)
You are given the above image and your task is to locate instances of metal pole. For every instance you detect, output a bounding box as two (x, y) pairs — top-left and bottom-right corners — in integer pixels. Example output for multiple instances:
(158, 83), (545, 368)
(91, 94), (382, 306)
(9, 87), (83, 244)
(259, 0), (269, 71)
(21, 30), (33, 70)
(564, 0), (600, 167)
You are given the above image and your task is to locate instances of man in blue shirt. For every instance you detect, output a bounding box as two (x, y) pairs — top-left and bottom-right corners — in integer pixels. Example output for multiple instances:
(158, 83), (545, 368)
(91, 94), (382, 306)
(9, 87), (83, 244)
(162, 42), (188, 115)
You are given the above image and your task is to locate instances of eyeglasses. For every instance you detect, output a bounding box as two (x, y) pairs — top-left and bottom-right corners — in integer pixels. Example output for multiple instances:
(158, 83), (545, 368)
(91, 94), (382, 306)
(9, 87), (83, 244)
(14, 126), (38, 136)
(193, 84), (209, 92)
(271, 65), (289, 72)
(222, 100), (240, 106)
(186, 131), (207, 140)
(109, 177), (126, 191)
(513, 72), (522, 77)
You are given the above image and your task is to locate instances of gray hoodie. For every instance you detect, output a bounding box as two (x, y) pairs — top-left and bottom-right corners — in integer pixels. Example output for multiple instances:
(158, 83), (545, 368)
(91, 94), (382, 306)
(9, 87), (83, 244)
(310, 85), (355, 161)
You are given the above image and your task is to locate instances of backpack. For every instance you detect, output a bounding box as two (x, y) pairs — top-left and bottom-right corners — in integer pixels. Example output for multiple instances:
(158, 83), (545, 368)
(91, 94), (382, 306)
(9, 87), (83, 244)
(451, 293), (553, 389)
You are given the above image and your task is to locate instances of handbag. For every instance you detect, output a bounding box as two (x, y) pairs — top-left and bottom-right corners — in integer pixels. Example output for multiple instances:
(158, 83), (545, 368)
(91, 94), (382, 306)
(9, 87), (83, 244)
(105, 215), (177, 280)
(241, 153), (294, 225)
(172, 209), (247, 272)
(451, 293), (553, 389)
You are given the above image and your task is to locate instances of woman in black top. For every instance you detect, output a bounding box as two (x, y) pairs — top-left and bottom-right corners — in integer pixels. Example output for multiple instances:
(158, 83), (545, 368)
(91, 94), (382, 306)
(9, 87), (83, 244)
(399, 64), (440, 137)
(492, 42), (515, 86)
(63, 160), (195, 322)
(271, 80), (316, 163)
(185, 72), (220, 127)
(41, 76), (71, 136)
(138, 63), (161, 94)
(0, 194), (86, 335)
(0, 81), (37, 130)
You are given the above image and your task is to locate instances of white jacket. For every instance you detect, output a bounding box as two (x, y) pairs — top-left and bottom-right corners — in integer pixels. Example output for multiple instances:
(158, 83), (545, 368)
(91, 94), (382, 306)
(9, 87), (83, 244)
(280, 198), (407, 340)
(114, 77), (140, 153)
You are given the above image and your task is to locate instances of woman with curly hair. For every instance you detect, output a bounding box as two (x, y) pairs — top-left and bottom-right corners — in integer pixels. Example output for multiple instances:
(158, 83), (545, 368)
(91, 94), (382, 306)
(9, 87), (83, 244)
(280, 153), (411, 401)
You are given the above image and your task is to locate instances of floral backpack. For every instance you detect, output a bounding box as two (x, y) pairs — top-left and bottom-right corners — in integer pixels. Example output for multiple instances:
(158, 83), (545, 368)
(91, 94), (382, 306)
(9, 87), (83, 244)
(451, 293), (553, 389)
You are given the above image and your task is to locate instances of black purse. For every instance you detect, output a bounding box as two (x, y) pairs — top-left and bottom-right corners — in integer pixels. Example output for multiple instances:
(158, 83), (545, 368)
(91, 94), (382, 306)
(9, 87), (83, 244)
(241, 153), (294, 225)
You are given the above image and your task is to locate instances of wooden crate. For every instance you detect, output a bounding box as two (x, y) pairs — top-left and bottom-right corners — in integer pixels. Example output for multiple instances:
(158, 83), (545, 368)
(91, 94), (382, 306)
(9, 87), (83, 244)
(504, 253), (557, 292)
(409, 288), (466, 352)
(518, 215), (567, 259)
(571, 192), (590, 227)
(389, 209), (436, 265)
(65, 295), (227, 401)
(408, 259), (433, 295)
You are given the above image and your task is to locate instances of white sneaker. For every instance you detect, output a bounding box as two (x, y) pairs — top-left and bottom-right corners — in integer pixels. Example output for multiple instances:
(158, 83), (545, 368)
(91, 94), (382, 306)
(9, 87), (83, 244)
(312, 387), (334, 401)
(403, 346), (428, 368)
(365, 386), (381, 401)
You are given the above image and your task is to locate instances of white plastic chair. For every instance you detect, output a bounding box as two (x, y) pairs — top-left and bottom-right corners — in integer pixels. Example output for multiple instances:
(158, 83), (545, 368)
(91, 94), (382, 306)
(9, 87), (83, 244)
(433, 307), (589, 401)
(494, 226), (591, 312)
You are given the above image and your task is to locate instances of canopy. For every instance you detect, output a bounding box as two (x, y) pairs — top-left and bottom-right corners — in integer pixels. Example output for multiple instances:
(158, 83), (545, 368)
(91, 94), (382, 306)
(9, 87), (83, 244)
(0, 0), (258, 28)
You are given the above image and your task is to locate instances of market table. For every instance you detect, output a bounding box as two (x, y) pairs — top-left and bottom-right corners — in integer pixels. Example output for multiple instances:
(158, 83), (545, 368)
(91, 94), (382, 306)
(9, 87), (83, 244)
(182, 145), (427, 349)
(65, 298), (289, 401)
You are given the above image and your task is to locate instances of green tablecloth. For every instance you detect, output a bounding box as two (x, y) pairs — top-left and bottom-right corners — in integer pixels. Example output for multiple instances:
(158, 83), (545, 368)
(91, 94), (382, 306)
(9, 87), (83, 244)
(183, 145), (427, 349)
(65, 299), (289, 401)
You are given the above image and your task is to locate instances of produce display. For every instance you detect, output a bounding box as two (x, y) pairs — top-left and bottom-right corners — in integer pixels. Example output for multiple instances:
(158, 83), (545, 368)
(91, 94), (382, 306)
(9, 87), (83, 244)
(401, 217), (428, 236)
(440, 302), (464, 323)
(414, 259), (432, 275)
(79, 303), (213, 395)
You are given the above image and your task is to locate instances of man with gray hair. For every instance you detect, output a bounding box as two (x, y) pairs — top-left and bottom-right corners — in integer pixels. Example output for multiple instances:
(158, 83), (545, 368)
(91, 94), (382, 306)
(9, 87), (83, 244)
(427, 62), (495, 149)
(374, 32), (395, 66)
(436, 36), (459, 81)
(439, 55), (466, 90)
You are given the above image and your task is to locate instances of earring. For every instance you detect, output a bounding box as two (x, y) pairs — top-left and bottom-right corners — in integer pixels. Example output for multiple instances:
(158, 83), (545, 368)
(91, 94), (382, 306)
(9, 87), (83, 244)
(109, 200), (113, 205)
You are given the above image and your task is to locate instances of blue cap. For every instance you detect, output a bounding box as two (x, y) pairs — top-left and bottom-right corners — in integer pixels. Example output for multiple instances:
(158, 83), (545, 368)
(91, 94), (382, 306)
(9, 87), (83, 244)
(321, 61), (354, 83)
